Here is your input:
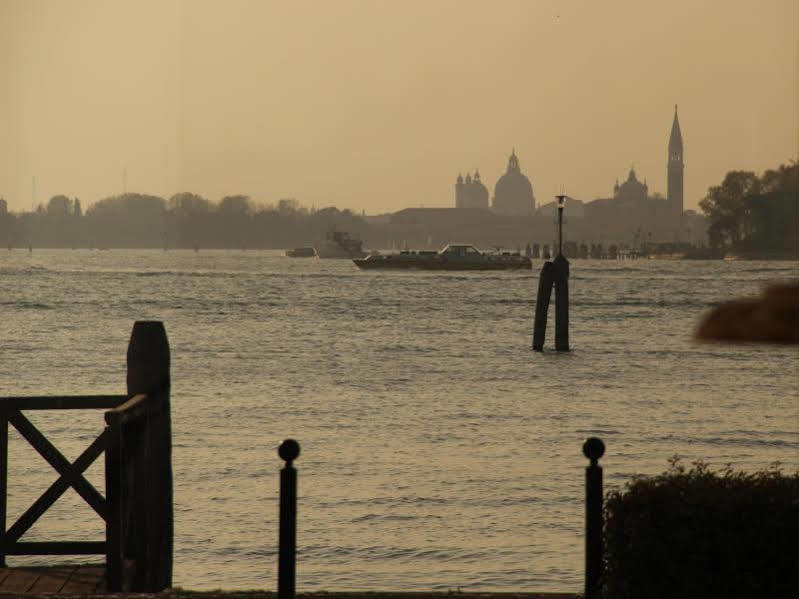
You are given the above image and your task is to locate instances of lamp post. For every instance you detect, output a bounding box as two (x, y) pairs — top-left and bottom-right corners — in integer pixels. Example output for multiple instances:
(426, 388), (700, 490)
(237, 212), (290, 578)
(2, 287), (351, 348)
(556, 194), (565, 256)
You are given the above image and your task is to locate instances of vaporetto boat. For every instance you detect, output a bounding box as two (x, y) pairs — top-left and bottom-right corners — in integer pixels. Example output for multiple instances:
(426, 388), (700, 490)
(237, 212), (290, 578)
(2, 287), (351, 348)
(353, 244), (532, 270)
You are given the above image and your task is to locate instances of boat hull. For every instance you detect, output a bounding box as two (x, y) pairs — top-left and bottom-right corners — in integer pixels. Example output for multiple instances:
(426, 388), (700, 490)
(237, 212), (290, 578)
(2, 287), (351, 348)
(353, 257), (531, 270)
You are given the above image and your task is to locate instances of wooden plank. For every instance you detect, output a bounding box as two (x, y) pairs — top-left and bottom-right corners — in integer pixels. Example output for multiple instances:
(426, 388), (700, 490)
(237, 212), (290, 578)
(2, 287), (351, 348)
(7, 410), (107, 520)
(5, 429), (109, 544)
(0, 395), (128, 411)
(0, 567), (40, 593)
(27, 565), (75, 594)
(6, 541), (106, 555)
(105, 418), (123, 592)
(59, 565), (105, 594)
(104, 393), (150, 425)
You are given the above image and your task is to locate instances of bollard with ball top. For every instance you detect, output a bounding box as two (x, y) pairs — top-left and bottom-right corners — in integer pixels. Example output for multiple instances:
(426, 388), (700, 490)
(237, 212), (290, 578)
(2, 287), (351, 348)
(278, 439), (300, 599)
(583, 437), (605, 599)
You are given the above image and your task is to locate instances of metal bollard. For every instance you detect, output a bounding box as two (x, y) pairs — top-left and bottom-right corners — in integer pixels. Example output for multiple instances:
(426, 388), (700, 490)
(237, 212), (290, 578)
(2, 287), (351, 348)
(583, 437), (605, 599)
(278, 439), (300, 599)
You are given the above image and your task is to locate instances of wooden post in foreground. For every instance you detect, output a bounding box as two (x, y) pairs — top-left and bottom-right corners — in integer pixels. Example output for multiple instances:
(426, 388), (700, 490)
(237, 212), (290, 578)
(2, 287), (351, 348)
(583, 437), (605, 599)
(127, 321), (172, 591)
(278, 439), (300, 599)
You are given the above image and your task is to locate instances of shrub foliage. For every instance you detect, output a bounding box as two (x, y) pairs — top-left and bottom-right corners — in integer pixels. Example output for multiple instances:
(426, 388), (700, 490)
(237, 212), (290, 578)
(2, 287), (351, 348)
(602, 459), (798, 599)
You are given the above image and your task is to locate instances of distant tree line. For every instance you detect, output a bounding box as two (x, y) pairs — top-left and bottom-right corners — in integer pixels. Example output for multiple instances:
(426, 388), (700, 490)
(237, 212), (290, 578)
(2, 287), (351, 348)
(699, 161), (798, 256)
(0, 194), (370, 249)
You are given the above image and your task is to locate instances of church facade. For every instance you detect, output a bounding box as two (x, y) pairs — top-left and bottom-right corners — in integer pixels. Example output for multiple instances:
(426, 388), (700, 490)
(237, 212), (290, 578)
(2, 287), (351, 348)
(454, 150), (536, 215)
(455, 171), (489, 209)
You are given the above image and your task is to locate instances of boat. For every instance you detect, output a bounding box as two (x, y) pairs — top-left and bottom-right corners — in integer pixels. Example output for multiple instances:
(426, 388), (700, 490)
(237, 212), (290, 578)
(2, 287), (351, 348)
(316, 231), (368, 259)
(285, 247), (317, 258)
(353, 244), (532, 270)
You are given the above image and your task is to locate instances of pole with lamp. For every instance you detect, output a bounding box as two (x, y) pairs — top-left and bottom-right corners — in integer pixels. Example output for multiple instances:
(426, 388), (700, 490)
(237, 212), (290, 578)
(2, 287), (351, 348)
(532, 194), (570, 352)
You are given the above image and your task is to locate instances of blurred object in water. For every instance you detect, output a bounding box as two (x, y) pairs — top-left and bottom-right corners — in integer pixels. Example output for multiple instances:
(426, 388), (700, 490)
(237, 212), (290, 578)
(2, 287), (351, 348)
(696, 282), (799, 343)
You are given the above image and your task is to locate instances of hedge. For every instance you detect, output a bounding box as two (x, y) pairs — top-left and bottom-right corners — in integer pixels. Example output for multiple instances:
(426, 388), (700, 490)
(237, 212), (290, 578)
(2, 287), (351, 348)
(602, 459), (799, 599)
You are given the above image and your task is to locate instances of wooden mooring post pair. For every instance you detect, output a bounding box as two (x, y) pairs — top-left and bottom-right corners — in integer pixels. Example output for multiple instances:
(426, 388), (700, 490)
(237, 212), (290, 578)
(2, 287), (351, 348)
(533, 194), (570, 352)
(0, 321), (173, 593)
(274, 437), (607, 599)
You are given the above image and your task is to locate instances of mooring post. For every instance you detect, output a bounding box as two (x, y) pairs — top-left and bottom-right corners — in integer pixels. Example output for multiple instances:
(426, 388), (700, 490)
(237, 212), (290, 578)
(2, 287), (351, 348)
(125, 321), (172, 591)
(278, 439), (300, 599)
(532, 261), (555, 351)
(554, 195), (570, 352)
(554, 254), (570, 352)
(583, 437), (605, 599)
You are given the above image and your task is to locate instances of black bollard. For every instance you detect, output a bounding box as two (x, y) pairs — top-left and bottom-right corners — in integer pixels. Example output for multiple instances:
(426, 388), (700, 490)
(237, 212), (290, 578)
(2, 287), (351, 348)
(583, 437), (605, 599)
(278, 439), (301, 599)
(532, 261), (555, 351)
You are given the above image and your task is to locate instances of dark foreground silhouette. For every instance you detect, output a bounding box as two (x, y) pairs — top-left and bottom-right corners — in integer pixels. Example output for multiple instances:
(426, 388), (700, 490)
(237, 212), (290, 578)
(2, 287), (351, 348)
(696, 282), (799, 343)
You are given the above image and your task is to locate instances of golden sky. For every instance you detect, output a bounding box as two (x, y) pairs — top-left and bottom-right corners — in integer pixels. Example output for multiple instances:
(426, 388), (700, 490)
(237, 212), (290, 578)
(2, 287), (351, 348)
(0, 0), (796, 213)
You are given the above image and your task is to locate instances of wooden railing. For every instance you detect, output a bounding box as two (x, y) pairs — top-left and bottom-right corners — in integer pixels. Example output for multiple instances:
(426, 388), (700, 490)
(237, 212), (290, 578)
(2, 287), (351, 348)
(0, 321), (173, 593)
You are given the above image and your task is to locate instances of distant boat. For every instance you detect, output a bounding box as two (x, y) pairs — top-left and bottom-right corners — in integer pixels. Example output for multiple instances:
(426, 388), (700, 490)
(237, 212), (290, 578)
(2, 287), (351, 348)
(316, 231), (367, 259)
(353, 243), (532, 270)
(285, 247), (317, 258)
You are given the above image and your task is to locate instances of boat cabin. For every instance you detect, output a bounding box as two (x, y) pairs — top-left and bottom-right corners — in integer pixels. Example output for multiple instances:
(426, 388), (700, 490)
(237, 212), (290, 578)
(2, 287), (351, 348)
(438, 244), (483, 257)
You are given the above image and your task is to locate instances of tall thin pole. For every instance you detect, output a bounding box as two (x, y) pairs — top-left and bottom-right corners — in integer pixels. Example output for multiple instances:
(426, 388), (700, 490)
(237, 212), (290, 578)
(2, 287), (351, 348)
(556, 194), (565, 256)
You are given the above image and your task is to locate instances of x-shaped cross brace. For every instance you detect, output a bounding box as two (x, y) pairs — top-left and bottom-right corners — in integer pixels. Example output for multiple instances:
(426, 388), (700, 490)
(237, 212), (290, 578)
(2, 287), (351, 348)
(3, 409), (108, 547)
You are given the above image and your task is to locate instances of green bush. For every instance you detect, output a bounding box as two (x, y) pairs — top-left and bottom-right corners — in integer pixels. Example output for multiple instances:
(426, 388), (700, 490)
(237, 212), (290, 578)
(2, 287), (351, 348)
(602, 459), (799, 599)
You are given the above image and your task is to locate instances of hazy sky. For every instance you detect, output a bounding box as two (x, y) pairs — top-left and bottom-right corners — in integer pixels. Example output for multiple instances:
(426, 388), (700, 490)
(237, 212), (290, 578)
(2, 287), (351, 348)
(0, 0), (796, 213)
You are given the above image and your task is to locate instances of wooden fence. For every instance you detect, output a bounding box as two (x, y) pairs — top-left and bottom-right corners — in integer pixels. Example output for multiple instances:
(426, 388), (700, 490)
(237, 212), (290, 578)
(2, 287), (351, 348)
(0, 321), (173, 593)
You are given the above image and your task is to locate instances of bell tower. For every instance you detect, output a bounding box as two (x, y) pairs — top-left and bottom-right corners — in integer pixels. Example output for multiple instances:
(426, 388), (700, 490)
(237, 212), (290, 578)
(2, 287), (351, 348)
(667, 105), (684, 217)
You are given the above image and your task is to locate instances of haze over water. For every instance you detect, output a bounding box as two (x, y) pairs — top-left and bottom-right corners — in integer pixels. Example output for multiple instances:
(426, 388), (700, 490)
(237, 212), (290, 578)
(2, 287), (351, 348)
(1, 1), (796, 214)
(2, 251), (797, 592)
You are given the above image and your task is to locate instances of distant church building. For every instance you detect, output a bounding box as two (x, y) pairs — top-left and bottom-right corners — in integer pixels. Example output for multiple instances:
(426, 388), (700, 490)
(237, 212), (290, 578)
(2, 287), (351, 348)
(454, 150), (536, 215)
(577, 105), (691, 241)
(492, 150), (536, 215)
(612, 167), (649, 208)
(667, 105), (684, 217)
(455, 171), (489, 209)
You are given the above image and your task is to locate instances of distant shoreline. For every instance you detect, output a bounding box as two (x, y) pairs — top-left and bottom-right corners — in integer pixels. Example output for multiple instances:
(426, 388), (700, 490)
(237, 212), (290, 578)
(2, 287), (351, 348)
(4, 246), (799, 261)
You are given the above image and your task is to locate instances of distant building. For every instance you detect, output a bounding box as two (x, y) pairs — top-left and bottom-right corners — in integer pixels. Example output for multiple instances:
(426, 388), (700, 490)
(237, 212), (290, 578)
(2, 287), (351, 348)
(492, 150), (536, 215)
(455, 171), (489, 209)
(612, 167), (649, 208)
(538, 196), (585, 219)
(579, 106), (689, 241)
(0, 198), (6, 215)
(667, 105), (684, 217)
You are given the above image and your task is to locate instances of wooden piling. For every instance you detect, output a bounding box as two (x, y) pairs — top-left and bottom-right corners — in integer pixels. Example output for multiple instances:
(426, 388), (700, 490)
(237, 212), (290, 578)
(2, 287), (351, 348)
(553, 255), (570, 352)
(112, 321), (173, 592)
(532, 261), (555, 351)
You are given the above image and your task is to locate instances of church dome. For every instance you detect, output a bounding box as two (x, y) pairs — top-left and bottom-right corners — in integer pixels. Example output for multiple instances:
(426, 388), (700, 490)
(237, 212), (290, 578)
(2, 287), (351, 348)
(614, 167), (648, 205)
(492, 150), (535, 215)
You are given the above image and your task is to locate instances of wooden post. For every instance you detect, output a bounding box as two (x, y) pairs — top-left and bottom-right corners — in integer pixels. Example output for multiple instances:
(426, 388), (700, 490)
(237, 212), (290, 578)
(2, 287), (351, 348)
(532, 261), (555, 351)
(125, 321), (172, 592)
(554, 254), (570, 352)
(278, 439), (300, 599)
(0, 414), (7, 568)
(583, 437), (605, 599)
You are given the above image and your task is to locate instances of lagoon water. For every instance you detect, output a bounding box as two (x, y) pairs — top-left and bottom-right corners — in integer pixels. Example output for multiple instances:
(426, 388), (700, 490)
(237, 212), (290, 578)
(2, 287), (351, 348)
(1, 250), (797, 592)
